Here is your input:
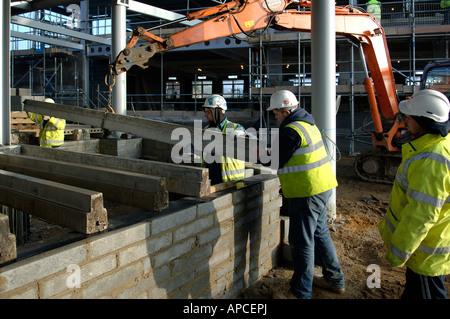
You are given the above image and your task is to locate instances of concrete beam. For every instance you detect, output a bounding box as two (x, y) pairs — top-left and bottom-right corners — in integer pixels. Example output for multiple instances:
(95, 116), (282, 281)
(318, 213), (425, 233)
(11, 0), (76, 16)
(0, 153), (168, 211)
(127, 1), (199, 28)
(23, 100), (254, 162)
(0, 169), (107, 234)
(250, 84), (416, 95)
(11, 16), (111, 45)
(20, 144), (210, 197)
(10, 30), (84, 51)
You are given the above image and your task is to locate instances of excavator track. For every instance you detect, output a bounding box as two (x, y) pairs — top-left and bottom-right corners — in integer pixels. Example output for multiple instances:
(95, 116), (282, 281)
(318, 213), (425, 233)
(353, 150), (402, 184)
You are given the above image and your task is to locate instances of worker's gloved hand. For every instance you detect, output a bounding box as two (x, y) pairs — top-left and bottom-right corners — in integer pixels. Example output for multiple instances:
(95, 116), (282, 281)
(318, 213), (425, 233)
(43, 115), (50, 121)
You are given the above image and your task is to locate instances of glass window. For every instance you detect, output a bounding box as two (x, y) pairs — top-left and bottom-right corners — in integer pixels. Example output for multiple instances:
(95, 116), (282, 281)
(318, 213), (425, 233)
(92, 18), (112, 36)
(422, 65), (450, 99)
(222, 79), (244, 98)
(192, 80), (212, 99)
(166, 81), (180, 100)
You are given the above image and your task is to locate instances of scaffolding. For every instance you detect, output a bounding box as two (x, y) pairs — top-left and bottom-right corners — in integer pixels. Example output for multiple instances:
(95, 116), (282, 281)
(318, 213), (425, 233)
(8, 1), (450, 153)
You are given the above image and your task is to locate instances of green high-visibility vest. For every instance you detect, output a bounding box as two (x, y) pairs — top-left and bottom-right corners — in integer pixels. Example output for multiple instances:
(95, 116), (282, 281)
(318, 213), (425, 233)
(367, 0), (381, 19)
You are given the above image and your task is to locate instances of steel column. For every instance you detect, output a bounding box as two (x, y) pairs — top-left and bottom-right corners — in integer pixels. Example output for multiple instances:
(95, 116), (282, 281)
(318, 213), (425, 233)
(1, 0), (10, 146)
(112, 2), (127, 116)
(311, 0), (336, 221)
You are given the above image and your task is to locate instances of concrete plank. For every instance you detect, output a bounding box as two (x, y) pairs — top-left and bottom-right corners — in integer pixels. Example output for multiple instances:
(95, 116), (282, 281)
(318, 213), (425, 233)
(0, 153), (168, 211)
(0, 214), (17, 265)
(0, 169), (104, 212)
(20, 144), (210, 197)
(23, 99), (254, 162)
(0, 170), (107, 234)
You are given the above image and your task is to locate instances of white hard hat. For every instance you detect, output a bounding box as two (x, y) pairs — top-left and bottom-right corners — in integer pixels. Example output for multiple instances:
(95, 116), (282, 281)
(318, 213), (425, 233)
(399, 89), (450, 123)
(203, 95), (227, 111)
(267, 90), (298, 111)
(43, 98), (55, 103)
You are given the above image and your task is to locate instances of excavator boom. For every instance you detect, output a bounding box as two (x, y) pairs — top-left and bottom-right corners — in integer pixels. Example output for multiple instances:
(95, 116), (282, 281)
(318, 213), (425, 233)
(111, 0), (406, 183)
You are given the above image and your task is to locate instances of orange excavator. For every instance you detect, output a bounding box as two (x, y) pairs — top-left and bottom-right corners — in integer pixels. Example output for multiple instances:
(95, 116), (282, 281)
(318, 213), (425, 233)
(110, 0), (409, 183)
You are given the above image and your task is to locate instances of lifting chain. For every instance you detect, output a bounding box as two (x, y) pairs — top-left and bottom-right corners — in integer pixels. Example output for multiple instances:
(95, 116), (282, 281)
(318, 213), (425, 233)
(104, 66), (116, 114)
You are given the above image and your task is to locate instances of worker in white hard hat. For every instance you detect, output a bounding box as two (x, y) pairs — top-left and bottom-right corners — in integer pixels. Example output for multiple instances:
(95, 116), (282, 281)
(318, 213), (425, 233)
(378, 89), (450, 299)
(268, 90), (345, 299)
(201, 94), (246, 184)
(27, 98), (66, 148)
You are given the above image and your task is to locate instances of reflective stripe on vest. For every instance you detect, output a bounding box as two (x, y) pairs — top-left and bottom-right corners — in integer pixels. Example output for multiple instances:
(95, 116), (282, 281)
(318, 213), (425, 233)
(396, 151), (450, 208)
(221, 167), (245, 179)
(383, 215), (450, 261)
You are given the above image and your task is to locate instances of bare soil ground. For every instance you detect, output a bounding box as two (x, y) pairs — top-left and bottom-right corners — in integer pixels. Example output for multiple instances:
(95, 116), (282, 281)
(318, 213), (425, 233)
(241, 155), (450, 299)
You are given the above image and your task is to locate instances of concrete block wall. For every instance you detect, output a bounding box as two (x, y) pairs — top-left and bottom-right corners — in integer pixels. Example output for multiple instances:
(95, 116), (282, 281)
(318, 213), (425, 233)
(60, 138), (141, 156)
(142, 138), (173, 162)
(10, 92), (44, 111)
(0, 175), (281, 299)
(60, 140), (100, 153)
(99, 138), (142, 159)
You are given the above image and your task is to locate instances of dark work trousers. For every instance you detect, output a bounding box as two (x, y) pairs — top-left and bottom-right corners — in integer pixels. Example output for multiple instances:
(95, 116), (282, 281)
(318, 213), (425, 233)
(401, 267), (447, 299)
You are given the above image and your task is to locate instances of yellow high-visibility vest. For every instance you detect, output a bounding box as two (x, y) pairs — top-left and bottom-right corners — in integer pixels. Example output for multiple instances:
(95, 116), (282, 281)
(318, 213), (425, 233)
(278, 121), (337, 198)
(27, 112), (66, 148)
(202, 120), (246, 183)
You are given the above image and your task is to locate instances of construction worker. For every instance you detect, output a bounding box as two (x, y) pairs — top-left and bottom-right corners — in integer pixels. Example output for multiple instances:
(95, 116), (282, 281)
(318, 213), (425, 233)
(267, 90), (345, 299)
(366, 0), (381, 21)
(442, 0), (450, 24)
(378, 89), (450, 299)
(201, 94), (246, 184)
(27, 98), (66, 148)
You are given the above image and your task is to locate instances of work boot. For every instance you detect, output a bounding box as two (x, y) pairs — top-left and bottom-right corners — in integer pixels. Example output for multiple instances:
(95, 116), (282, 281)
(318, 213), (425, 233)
(313, 275), (345, 294)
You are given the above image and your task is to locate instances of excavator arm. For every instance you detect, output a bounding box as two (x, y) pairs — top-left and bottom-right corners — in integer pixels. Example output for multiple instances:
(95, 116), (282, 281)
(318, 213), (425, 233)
(111, 0), (406, 182)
